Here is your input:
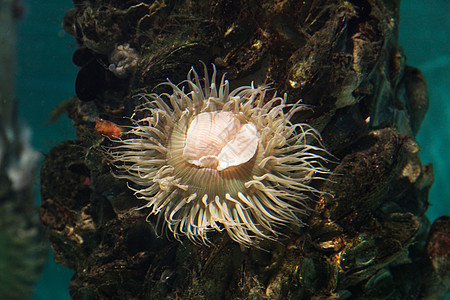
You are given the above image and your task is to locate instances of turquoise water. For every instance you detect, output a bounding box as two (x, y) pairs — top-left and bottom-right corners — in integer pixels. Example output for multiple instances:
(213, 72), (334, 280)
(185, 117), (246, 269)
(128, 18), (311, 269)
(14, 0), (448, 299)
(399, 0), (450, 223)
(17, 1), (75, 299)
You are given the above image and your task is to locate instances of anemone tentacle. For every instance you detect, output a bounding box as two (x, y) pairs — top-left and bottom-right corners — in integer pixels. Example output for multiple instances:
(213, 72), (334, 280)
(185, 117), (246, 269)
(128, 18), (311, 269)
(108, 64), (331, 247)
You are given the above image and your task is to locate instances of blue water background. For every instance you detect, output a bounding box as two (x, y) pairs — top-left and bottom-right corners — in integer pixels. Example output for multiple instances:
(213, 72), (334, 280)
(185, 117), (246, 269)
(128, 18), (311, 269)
(14, 0), (449, 298)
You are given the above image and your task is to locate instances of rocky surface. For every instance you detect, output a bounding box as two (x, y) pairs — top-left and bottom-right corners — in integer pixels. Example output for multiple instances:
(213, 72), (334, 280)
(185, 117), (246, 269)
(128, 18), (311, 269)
(40, 0), (448, 299)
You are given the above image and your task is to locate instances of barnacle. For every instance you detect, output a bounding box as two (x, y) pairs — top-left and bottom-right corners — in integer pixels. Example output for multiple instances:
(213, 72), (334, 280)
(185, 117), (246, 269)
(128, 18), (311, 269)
(108, 43), (138, 78)
(109, 65), (330, 246)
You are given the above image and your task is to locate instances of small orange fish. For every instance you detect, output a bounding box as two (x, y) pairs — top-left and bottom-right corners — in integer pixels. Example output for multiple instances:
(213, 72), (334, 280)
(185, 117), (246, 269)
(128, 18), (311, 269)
(95, 118), (122, 138)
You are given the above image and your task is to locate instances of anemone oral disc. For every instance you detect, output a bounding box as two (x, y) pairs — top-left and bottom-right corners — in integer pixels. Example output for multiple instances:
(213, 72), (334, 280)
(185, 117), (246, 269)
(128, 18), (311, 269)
(183, 111), (258, 170)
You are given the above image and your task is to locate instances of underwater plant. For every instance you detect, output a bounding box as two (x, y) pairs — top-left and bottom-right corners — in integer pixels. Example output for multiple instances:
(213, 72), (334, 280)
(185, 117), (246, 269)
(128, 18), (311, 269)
(108, 65), (330, 246)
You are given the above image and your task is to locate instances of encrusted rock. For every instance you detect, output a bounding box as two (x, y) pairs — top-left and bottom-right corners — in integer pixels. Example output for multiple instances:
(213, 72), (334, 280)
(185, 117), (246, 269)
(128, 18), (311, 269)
(40, 0), (447, 299)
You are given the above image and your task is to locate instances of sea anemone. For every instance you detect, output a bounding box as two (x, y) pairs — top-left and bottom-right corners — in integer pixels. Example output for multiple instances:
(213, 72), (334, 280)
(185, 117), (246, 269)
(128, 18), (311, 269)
(108, 65), (330, 246)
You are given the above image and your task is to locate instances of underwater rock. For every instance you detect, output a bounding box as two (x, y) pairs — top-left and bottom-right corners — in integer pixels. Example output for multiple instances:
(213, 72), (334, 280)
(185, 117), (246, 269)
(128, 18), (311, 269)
(40, 0), (447, 299)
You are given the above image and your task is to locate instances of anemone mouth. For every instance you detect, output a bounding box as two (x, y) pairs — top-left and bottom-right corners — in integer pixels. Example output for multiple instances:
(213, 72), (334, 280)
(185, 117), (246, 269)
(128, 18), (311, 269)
(108, 64), (331, 247)
(181, 111), (259, 171)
